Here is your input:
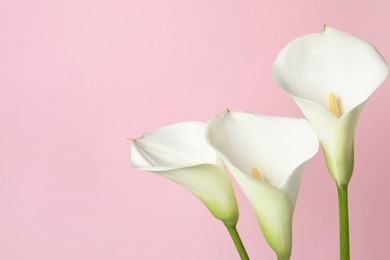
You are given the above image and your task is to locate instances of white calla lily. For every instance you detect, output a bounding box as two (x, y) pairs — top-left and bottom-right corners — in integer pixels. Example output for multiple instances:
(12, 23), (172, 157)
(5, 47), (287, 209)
(130, 121), (239, 226)
(272, 26), (388, 186)
(206, 110), (319, 260)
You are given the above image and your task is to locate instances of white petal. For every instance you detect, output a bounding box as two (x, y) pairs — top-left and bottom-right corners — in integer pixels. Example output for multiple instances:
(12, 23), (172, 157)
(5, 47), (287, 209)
(205, 110), (318, 199)
(130, 121), (238, 225)
(131, 122), (216, 171)
(292, 96), (337, 153)
(272, 27), (388, 113)
(279, 162), (306, 211)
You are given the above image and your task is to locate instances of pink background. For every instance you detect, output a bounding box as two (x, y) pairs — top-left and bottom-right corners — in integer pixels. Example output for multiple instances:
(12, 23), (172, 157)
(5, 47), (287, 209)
(1, 0), (389, 259)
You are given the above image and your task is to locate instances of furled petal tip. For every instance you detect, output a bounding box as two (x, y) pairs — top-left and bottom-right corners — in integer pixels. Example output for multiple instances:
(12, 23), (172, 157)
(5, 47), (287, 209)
(272, 26), (388, 185)
(130, 121), (239, 225)
(205, 110), (319, 258)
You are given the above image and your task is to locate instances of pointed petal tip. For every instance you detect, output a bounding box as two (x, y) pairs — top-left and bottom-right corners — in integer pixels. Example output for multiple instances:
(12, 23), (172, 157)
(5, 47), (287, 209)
(127, 134), (144, 142)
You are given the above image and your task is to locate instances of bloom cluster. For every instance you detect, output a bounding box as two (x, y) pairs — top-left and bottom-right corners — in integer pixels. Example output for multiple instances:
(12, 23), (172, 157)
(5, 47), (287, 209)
(129, 27), (388, 260)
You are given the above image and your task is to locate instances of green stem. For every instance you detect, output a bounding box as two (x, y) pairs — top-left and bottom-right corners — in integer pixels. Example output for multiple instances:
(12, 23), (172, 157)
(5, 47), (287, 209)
(224, 224), (250, 260)
(337, 185), (350, 260)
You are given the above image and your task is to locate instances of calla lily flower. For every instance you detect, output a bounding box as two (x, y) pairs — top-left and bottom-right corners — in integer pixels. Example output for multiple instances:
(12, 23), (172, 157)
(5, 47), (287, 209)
(272, 26), (388, 186)
(130, 121), (239, 226)
(206, 110), (319, 260)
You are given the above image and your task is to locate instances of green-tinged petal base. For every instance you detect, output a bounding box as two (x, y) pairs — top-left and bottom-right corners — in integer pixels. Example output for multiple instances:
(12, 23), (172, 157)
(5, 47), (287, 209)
(229, 164), (293, 260)
(159, 164), (239, 226)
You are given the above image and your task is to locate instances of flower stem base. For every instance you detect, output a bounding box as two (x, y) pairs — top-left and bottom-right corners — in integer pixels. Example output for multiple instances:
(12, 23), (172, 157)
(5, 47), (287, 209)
(224, 224), (250, 260)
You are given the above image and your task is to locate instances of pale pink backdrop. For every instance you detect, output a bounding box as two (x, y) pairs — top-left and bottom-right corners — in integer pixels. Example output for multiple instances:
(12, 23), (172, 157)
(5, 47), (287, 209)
(1, 0), (389, 259)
